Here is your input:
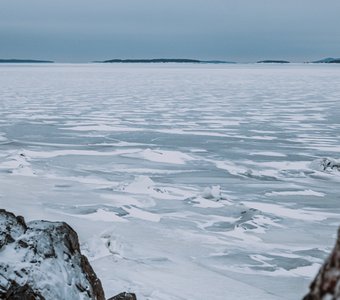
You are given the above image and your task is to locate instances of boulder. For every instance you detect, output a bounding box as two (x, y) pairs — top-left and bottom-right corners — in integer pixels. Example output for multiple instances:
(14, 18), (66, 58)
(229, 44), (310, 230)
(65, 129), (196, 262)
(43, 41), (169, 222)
(303, 228), (340, 299)
(108, 292), (137, 300)
(0, 209), (105, 300)
(0, 282), (45, 300)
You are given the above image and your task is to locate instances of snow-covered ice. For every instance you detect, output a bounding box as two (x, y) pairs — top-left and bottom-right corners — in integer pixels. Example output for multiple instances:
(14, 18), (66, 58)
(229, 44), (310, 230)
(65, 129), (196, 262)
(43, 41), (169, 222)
(1, 63), (340, 299)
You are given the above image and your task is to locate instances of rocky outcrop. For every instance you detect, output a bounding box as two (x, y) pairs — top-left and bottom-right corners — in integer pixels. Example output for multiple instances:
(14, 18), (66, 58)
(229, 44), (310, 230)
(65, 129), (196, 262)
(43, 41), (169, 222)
(108, 292), (137, 300)
(0, 209), (105, 300)
(1, 282), (45, 300)
(303, 228), (340, 300)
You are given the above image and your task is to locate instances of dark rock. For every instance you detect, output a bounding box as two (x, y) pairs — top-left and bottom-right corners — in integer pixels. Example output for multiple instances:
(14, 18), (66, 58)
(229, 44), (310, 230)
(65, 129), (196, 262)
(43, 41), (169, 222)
(108, 292), (137, 300)
(0, 209), (105, 300)
(0, 282), (45, 300)
(319, 158), (340, 172)
(0, 209), (27, 248)
(303, 228), (340, 299)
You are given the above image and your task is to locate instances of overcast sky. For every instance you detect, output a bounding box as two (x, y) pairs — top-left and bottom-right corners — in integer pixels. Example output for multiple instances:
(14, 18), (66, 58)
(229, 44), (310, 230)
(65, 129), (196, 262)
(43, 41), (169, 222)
(0, 0), (339, 62)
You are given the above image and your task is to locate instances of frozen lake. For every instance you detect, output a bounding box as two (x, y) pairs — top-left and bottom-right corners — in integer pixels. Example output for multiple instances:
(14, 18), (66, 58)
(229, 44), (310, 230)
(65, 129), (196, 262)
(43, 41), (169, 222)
(0, 63), (340, 299)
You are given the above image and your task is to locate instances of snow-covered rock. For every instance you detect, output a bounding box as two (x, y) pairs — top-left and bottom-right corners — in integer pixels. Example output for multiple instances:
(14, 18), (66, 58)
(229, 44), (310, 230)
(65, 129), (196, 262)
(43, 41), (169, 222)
(0, 209), (105, 300)
(303, 228), (340, 300)
(310, 158), (340, 172)
(108, 292), (137, 300)
(202, 185), (222, 200)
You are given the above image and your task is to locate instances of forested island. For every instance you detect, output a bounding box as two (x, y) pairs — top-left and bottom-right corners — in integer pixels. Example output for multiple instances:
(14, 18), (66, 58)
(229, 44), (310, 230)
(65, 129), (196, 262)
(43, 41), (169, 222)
(312, 57), (340, 63)
(257, 60), (290, 64)
(100, 58), (235, 64)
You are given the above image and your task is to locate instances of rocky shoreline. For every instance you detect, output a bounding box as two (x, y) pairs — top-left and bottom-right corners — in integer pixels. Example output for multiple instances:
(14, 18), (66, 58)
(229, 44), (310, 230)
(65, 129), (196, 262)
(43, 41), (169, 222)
(0, 209), (136, 300)
(303, 228), (340, 299)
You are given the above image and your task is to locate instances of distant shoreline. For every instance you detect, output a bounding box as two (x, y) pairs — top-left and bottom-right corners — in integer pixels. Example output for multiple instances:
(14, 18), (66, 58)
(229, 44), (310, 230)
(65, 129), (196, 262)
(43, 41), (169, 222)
(257, 60), (290, 64)
(0, 59), (54, 63)
(99, 58), (236, 64)
(1, 57), (340, 64)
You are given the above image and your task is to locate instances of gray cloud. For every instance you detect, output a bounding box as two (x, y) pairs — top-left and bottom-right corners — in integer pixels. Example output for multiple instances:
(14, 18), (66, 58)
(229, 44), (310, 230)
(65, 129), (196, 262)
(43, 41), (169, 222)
(0, 0), (339, 62)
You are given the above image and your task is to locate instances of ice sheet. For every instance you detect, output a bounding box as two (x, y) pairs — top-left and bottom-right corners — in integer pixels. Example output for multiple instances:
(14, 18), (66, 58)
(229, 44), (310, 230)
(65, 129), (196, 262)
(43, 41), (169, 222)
(1, 63), (340, 300)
